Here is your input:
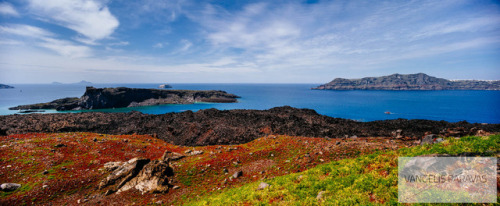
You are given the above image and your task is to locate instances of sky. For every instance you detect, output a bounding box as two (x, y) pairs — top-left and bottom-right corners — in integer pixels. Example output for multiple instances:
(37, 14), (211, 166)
(0, 0), (499, 84)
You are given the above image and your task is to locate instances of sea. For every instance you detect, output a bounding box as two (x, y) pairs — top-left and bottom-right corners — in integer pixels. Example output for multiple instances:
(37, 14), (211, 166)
(0, 83), (499, 123)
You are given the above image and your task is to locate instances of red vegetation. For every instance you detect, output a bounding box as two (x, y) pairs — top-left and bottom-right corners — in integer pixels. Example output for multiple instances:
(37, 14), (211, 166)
(0, 133), (411, 205)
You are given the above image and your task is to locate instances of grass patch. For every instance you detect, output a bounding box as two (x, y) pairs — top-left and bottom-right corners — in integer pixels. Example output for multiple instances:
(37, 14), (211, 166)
(186, 135), (499, 205)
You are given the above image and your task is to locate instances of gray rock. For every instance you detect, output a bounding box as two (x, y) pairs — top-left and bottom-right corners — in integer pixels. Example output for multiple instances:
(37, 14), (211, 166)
(1, 183), (21, 192)
(232, 171), (243, 179)
(98, 158), (151, 191)
(190, 150), (204, 155)
(103, 161), (124, 171)
(161, 151), (185, 161)
(421, 134), (439, 145)
(256, 182), (270, 190)
(118, 160), (173, 194)
(99, 152), (175, 195)
(316, 191), (326, 200)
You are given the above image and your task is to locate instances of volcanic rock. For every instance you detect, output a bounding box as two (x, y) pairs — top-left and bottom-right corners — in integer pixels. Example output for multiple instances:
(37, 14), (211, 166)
(421, 134), (438, 145)
(1, 107), (499, 146)
(257, 182), (270, 190)
(99, 154), (175, 195)
(1, 183), (21, 192)
(232, 171), (243, 179)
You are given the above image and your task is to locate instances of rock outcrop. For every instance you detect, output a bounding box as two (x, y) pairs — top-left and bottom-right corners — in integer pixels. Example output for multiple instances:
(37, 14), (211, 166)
(1, 106), (498, 146)
(0, 84), (14, 89)
(313, 73), (500, 90)
(1, 183), (21, 192)
(99, 151), (175, 195)
(9, 86), (240, 111)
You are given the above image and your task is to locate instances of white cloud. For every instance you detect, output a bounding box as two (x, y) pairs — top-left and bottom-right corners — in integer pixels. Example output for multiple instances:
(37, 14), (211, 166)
(0, 24), (54, 38)
(186, 0), (500, 75)
(38, 38), (92, 58)
(153, 42), (165, 48)
(179, 39), (192, 51)
(0, 24), (91, 58)
(0, 2), (19, 17)
(109, 41), (129, 46)
(27, 0), (119, 43)
(0, 39), (23, 45)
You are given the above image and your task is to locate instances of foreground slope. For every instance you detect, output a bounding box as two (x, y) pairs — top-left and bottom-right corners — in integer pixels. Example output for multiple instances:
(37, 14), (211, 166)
(0, 133), (410, 205)
(188, 135), (499, 205)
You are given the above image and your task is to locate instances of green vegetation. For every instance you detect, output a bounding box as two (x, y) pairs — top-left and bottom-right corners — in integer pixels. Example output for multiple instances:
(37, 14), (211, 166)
(187, 135), (499, 205)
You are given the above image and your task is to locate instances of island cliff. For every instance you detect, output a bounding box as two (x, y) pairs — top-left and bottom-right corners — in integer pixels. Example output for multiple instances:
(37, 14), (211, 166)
(313, 73), (500, 90)
(9, 87), (240, 111)
(0, 84), (14, 89)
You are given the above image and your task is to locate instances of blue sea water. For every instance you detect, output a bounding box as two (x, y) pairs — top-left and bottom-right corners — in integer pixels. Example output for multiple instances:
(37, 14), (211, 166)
(0, 83), (499, 123)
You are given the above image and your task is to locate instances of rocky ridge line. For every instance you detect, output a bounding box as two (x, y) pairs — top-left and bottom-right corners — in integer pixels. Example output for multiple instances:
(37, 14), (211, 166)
(0, 106), (498, 146)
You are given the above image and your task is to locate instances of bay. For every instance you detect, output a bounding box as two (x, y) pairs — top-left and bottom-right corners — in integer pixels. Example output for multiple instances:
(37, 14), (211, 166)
(0, 83), (499, 123)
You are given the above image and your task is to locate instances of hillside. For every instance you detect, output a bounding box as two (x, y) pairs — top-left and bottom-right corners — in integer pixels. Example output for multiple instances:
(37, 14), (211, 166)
(188, 134), (499, 205)
(1, 133), (497, 205)
(0, 132), (411, 205)
(313, 73), (500, 90)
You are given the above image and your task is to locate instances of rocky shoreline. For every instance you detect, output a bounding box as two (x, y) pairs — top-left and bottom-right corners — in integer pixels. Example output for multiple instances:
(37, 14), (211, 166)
(1, 106), (498, 146)
(9, 86), (240, 111)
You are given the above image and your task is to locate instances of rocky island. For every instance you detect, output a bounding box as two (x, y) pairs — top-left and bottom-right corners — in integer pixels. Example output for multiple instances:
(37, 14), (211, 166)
(313, 73), (500, 90)
(0, 84), (14, 89)
(9, 86), (239, 111)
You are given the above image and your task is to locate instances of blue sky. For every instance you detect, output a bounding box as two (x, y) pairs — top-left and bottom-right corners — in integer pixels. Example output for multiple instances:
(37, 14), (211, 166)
(0, 0), (499, 83)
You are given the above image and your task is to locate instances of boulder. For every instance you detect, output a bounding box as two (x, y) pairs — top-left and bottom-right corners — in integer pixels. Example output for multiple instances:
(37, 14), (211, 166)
(99, 153), (175, 195)
(1, 183), (21, 192)
(118, 160), (174, 194)
(257, 182), (270, 190)
(103, 161), (124, 171)
(99, 158), (150, 190)
(232, 171), (243, 179)
(316, 191), (326, 200)
(161, 151), (185, 161)
(421, 134), (438, 145)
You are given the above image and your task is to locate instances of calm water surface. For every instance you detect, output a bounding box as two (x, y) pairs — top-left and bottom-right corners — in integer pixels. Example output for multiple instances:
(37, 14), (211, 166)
(0, 84), (498, 123)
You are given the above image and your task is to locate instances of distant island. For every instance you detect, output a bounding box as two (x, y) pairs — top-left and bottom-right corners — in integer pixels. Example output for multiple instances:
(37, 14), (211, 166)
(313, 73), (500, 90)
(51, 80), (92, 85)
(158, 84), (172, 89)
(9, 86), (240, 111)
(0, 84), (14, 89)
